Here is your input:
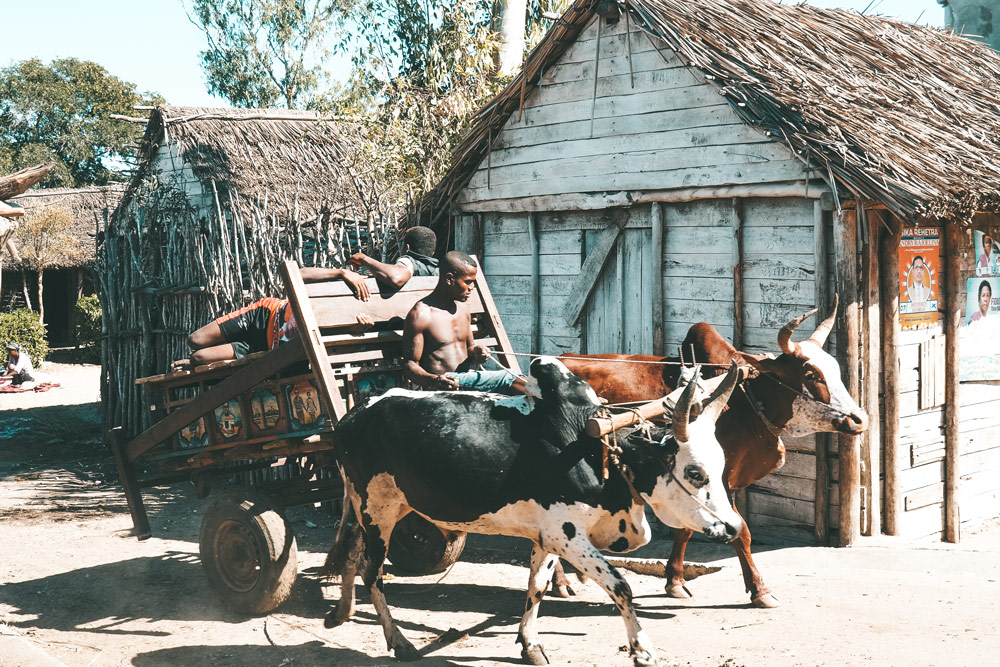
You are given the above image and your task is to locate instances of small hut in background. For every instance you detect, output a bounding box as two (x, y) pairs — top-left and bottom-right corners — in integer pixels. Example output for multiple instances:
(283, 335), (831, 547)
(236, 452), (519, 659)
(102, 106), (398, 437)
(1, 164), (53, 297)
(428, 0), (1000, 545)
(4, 186), (123, 345)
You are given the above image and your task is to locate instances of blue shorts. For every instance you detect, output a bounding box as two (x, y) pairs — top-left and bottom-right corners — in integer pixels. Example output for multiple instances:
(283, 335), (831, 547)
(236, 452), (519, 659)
(445, 369), (519, 394)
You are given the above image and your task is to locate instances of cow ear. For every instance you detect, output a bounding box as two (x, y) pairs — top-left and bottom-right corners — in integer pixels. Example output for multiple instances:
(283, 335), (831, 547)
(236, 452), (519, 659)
(744, 355), (778, 374)
(523, 375), (543, 399)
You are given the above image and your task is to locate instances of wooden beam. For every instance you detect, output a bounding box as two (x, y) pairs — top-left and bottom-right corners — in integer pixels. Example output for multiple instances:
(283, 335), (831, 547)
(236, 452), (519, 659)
(0, 199), (25, 218)
(879, 212), (902, 535)
(563, 210), (628, 326)
(528, 213), (541, 354)
(0, 163), (54, 199)
(814, 200), (830, 545)
(943, 223), (961, 543)
(124, 340), (306, 462)
(651, 202), (664, 356)
(732, 198), (745, 350)
(834, 207), (861, 547)
(109, 427), (152, 539)
(863, 205), (881, 536)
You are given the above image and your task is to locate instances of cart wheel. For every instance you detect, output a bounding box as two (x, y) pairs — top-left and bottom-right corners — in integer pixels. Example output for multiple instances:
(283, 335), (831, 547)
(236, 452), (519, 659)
(199, 488), (298, 615)
(387, 512), (466, 575)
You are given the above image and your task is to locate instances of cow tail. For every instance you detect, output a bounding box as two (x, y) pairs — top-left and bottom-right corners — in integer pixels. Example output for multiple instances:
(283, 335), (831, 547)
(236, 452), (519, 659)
(322, 488), (357, 577)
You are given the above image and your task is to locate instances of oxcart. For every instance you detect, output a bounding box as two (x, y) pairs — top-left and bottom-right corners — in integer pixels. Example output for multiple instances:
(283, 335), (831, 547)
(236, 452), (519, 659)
(108, 260), (521, 614)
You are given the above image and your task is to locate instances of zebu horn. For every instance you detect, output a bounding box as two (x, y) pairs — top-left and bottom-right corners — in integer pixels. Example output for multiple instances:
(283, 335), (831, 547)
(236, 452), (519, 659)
(700, 361), (741, 424)
(808, 293), (839, 348)
(777, 307), (818, 355)
(672, 366), (700, 442)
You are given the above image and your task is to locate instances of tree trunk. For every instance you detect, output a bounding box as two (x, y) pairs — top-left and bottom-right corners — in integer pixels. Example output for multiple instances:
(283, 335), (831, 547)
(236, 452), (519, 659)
(22, 271), (32, 310)
(495, 0), (527, 76)
(37, 268), (45, 325)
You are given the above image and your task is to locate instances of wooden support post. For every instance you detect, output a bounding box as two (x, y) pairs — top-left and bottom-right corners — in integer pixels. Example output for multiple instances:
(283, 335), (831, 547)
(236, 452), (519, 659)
(109, 427), (152, 539)
(651, 203), (664, 356)
(879, 212), (902, 535)
(943, 223), (961, 543)
(528, 213), (541, 354)
(454, 213), (483, 260)
(863, 207), (881, 536)
(732, 198), (745, 350)
(834, 207), (861, 547)
(813, 200), (830, 545)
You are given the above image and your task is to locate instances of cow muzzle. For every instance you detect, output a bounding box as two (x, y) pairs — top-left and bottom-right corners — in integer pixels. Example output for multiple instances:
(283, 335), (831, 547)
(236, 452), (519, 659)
(704, 518), (742, 544)
(833, 410), (868, 435)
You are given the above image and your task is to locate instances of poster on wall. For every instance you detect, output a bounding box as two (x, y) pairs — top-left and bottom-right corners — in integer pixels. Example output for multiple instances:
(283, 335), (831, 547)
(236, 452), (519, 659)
(898, 226), (941, 329)
(960, 233), (1000, 381)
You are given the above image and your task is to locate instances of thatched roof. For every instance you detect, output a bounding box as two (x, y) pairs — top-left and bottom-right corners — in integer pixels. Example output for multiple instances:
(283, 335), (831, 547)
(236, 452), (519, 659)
(6, 186), (123, 269)
(427, 0), (1000, 223)
(122, 105), (364, 218)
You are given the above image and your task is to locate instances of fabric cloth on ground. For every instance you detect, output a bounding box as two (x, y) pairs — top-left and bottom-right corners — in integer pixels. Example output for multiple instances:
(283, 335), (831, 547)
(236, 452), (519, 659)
(0, 382), (59, 393)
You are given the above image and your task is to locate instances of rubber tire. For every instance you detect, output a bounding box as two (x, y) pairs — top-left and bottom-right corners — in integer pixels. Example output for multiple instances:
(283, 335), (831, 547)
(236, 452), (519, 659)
(199, 488), (298, 615)
(387, 511), (466, 576)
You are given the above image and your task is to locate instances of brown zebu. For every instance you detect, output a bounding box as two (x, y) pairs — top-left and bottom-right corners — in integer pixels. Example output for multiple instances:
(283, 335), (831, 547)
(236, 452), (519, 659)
(561, 298), (867, 607)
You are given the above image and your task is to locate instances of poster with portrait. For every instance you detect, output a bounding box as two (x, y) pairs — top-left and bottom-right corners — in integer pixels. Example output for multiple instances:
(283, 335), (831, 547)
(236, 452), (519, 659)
(213, 398), (244, 442)
(898, 226), (941, 329)
(959, 276), (1000, 381)
(974, 230), (999, 276)
(285, 379), (324, 431)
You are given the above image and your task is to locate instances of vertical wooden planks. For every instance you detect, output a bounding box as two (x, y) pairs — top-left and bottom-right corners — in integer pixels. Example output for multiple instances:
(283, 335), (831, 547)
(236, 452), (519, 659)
(814, 200), (830, 544)
(943, 222), (961, 543)
(732, 198), (745, 350)
(879, 212), (902, 535)
(864, 207), (882, 536)
(651, 202), (664, 355)
(528, 213), (541, 354)
(834, 207), (861, 546)
(455, 214), (484, 259)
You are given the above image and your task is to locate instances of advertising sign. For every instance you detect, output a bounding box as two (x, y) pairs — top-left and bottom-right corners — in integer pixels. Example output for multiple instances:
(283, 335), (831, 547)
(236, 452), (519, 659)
(961, 235), (1000, 381)
(898, 226), (941, 329)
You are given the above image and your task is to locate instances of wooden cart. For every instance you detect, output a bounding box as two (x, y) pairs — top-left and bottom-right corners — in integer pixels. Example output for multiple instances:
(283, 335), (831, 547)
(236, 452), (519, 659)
(109, 260), (521, 614)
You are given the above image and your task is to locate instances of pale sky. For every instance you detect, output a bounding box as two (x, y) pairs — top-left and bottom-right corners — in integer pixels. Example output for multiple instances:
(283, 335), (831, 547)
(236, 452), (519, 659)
(1, 0), (946, 109)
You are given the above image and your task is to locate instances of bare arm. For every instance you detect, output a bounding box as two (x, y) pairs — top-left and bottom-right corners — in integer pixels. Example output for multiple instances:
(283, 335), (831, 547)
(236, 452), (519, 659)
(298, 266), (370, 301)
(350, 252), (413, 289)
(465, 309), (488, 366)
(402, 305), (458, 389)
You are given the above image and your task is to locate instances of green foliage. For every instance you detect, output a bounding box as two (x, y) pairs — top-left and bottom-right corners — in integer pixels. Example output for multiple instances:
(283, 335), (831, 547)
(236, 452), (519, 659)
(74, 294), (103, 364)
(189, 0), (350, 109)
(0, 58), (164, 186)
(0, 309), (48, 368)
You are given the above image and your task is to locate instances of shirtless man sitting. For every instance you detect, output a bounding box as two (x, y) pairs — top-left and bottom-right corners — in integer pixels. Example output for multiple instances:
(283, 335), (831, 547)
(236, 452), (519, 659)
(402, 251), (526, 394)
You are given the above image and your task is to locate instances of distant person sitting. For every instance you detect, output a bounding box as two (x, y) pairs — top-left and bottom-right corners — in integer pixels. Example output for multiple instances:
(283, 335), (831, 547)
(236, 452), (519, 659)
(402, 251), (527, 394)
(969, 280), (992, 324)
(4, 342), (35, 386)
(349, 226), (439, 288)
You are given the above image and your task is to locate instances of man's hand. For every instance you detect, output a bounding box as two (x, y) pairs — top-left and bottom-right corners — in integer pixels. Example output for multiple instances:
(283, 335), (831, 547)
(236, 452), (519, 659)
(433, 374), (460, 390)
(342, 269), (371, 301)
(468, 344), (489, 366)
(350, 313), (375, 335)
(349, 252), (368, 268)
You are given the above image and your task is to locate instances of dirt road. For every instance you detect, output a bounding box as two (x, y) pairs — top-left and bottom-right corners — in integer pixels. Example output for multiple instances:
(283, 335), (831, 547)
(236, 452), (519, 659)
(3, 364), (1000, 667)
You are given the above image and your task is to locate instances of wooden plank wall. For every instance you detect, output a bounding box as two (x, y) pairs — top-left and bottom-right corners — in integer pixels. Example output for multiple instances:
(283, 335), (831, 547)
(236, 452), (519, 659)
(896, 217), (1000, 539)
(457, 14), (804, 208)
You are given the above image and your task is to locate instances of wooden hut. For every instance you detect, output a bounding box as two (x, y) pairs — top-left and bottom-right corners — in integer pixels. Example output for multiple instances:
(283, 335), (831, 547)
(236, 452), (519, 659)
(427, 0), (1000, 545)
(4, 186), (122, 345)
(103, 106), (394, 437)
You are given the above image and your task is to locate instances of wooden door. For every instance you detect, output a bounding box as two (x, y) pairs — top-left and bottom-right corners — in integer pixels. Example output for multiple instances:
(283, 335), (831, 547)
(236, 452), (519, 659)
(584, 227), (652, 354)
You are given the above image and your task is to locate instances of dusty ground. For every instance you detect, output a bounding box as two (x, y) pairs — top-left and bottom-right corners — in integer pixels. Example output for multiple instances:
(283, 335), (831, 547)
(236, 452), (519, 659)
(2, 363), (1000, 667)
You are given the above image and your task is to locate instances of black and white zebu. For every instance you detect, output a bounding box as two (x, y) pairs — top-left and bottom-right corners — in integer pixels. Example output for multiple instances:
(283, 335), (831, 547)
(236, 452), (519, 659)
(326, 357), (743, 667)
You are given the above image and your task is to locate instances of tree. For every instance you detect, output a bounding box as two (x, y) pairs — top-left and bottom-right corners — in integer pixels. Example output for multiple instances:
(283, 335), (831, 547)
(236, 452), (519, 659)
(15, 207), (81, 325)
(0, 59), (164, 187)
(188, 0), (350, 109)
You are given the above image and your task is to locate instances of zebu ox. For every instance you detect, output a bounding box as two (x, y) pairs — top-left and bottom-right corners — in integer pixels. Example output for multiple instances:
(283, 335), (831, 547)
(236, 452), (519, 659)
(561, 298), (868, 608)
(326, 357), (743, 667)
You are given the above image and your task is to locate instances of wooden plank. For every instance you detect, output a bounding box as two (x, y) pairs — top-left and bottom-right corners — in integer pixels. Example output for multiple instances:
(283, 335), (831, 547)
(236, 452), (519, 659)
(530, 61), (707, 111)
(943, 223), (961, 543)
(529, 213), (540, 354)
(879, 212), (902, 535)
(484, 229), (581, 255)
(563, 213), (627, 325)
(905, 482), (944, 511)
(124, 340), (307, 462)
(473, 260), (521, 374)
(863, 206), (881, 536)
(489, 275), (577, 297)
(651, 203), (664, 355)
(732, 198), (745, 350)
(283, 260), (349, 422)
(109, 427), (152, 539)
(483, 253), (579, 276)
(814, 200), (831, 544)
(834, 208), (861, 546)
(454, 214), (483, 259)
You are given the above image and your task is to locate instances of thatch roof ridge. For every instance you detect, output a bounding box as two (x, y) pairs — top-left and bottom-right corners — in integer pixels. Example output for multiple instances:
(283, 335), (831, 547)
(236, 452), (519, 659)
(427, 0), (1000, 222)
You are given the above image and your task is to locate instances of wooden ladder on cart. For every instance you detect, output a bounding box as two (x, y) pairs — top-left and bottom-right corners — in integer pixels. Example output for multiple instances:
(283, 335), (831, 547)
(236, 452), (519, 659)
(108, 259), (519, 613)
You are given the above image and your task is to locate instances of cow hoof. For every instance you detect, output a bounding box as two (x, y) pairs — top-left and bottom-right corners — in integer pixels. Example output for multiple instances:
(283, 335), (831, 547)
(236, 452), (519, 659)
(632, 650), (659, 667)
(550, 584), (575, 598)
(663, 583), (692, 599)
(324, 611), (346, 629)
(752, 592), (781, 608)
(393, 641), (422, 661)
(520, 643), (550, 665)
